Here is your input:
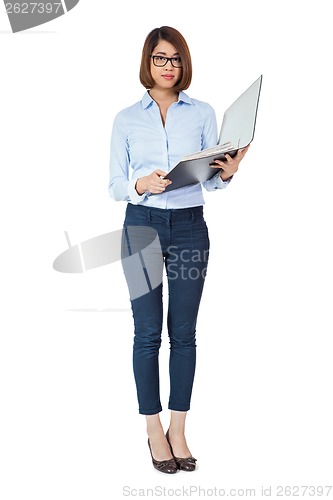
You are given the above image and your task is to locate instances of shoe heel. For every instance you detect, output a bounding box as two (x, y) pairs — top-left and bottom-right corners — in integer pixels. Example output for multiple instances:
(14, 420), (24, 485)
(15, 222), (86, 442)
(148, 438), (178, 474)
(165, 430), (197, 472)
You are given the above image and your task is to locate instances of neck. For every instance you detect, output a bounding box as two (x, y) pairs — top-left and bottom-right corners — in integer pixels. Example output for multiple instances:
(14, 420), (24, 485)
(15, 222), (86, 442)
(149, 87), (179, 106)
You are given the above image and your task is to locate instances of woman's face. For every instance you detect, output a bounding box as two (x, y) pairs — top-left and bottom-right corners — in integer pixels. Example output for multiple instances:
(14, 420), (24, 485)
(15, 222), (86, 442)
(150, 39), (182, 91)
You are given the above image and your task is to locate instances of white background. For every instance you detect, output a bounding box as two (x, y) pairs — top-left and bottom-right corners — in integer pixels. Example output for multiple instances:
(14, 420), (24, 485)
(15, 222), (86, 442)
(1, 0), (332, 498)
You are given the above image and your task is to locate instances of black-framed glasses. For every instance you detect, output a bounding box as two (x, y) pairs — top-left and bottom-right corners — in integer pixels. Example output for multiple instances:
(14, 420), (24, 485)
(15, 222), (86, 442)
(151, 55), (182, 68)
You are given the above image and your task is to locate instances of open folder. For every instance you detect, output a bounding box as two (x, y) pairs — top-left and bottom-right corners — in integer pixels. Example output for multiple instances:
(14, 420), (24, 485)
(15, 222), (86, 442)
(161, 75), (263, 192)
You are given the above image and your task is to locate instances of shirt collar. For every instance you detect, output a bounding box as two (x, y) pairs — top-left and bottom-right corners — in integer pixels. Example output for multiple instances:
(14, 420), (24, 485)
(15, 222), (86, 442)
(141, 90), (193, 109)
(178, 91), (193, 104)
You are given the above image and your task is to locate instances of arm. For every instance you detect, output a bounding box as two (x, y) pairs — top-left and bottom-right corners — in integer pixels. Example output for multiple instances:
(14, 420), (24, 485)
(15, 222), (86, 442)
(108, 113), (147, 203)
(108, 113), (171, 201)
(200, 104), (249, 191)
(211, 144), (250, 181)
(200, 105), (231, 191)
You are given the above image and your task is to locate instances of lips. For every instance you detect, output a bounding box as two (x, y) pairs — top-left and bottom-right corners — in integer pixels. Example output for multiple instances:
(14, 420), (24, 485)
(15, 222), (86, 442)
(162, 75), (174, 80)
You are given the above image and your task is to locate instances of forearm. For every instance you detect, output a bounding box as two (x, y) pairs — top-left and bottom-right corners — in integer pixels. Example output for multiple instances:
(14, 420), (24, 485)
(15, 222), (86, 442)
(203, 172), (231, 191)
(109, 177), (147, 203)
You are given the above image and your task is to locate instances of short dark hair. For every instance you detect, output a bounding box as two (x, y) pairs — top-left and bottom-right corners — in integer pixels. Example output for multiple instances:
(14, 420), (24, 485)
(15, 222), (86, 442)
(139, 26), (192, 92)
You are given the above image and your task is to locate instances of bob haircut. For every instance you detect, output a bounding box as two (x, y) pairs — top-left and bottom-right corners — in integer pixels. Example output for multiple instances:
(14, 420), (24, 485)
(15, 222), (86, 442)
(139, 26), (192, 92)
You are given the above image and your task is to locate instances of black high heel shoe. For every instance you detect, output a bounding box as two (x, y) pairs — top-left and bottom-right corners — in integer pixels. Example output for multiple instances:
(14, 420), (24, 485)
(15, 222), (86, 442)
(165, 430), (197, 472)
(147, 438), (178, 474)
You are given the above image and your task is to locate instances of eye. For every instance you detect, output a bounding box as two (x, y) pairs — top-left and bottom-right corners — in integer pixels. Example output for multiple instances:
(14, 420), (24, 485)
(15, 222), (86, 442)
(156, 56), (166, 62)
(173, 57), (181, 63)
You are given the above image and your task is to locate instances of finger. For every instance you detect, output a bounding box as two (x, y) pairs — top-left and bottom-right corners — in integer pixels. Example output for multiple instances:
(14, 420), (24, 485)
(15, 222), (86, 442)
(235, 150), (245, 160)
(239, 145), (250, 155)
(211, 159), (226, 167)
(152, 186), (165, 193)
(157, 179), (170, 188)
(155, 169), (168, 177)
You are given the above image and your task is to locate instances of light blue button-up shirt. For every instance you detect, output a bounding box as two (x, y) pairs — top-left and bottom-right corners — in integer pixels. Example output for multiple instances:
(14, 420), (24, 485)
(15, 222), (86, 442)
(108, 91), (230, 209)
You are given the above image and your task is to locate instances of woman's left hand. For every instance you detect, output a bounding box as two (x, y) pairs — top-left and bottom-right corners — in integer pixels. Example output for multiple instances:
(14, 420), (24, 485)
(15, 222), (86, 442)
(211, 144), (250, 181)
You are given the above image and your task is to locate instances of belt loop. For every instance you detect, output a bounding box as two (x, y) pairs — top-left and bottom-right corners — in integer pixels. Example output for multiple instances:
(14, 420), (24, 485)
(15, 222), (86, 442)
(191, 208), (194, 223)
(147, 208), (151, 223)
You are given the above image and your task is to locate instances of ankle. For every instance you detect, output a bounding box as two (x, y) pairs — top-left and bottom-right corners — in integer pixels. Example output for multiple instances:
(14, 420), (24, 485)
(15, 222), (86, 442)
(147, 427), (165, 440)
(168, 426), (185, 438)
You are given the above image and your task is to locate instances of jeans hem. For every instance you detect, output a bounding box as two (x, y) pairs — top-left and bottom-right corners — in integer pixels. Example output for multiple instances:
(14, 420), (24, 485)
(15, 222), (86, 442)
(139, 406), (163, 415)
(168, 404), (190, 412)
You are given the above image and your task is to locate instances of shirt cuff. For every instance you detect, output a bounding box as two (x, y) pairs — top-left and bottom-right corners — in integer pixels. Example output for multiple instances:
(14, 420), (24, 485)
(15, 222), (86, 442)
(205, 172), (233, 191)
(127, 178), (148, 204)
(215, 174), (233, 188)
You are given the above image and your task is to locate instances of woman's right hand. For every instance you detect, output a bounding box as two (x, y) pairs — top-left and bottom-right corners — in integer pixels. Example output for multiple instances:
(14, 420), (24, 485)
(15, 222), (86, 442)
(135, 170), (172, 195)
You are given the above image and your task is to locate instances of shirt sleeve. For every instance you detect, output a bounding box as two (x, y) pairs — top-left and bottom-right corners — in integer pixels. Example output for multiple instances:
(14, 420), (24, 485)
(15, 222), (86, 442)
(200, 103), (232, 192)
(203, 172), (232, 191)
(108, 112), (147, 203)
(201, 104), (218, 150)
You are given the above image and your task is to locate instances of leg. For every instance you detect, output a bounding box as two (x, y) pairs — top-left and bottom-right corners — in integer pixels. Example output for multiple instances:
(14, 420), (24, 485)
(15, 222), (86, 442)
(167, 410), (191, 457)
(130, 284), (164, 415)
(146, 414), (173, 462)
(166, 218), (209, 412)
(121, 220), (165, 415)
(165, 211), (209, 462)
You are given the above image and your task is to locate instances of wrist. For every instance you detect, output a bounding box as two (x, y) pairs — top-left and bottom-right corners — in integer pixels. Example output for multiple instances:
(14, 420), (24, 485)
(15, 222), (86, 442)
(135, 177), (147, 195)
(220, 172), (233, 182)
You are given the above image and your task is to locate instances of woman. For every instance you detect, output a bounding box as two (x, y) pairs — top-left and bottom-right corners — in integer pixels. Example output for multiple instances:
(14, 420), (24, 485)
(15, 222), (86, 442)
(108, 26), (249, 474)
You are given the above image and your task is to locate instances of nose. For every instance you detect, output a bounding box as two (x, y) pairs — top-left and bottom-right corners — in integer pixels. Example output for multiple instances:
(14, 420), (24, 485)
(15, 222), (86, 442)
(164, 58), (173, 70)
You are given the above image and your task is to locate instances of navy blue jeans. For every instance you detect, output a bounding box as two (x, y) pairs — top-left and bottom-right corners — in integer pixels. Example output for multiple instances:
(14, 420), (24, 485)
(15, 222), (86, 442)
(122, 203), (210, 415)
